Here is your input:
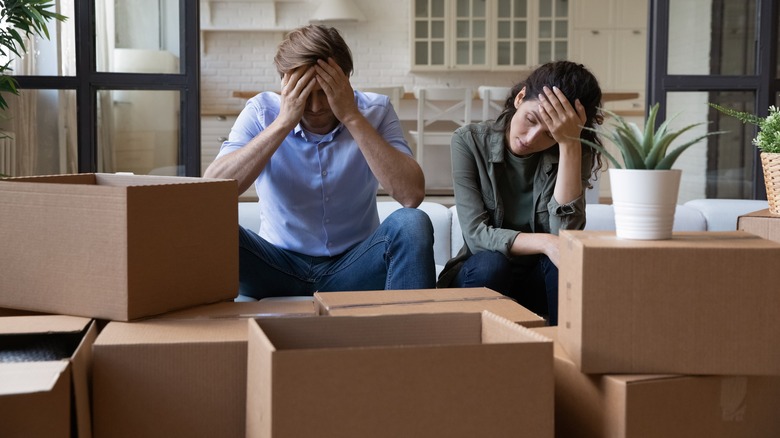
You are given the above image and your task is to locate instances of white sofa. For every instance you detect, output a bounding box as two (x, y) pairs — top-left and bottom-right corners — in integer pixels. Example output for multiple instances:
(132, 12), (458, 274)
(238, 198), (769, 275)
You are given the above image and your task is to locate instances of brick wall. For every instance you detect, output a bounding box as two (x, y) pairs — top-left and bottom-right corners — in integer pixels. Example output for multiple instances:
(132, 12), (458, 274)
(200, 0), (522, 114)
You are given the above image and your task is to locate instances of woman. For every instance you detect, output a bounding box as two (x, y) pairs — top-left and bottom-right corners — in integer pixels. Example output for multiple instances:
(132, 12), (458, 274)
(437, 61), (604, 326)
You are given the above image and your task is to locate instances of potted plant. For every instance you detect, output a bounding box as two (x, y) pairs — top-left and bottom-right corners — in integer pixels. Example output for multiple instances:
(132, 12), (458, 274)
(709, 103), (780, 215)
(581, 103), (724, 240)
(0, 0), (66, 177)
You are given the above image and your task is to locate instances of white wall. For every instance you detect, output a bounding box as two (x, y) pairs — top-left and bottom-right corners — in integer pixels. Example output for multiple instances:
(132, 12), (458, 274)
(200, 0), (522, 114)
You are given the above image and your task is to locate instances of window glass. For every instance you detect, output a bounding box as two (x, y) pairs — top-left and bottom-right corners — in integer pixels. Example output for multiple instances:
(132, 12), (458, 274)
(415, 0), (428, 17)
(415, 21), (429, 39)
(95, 0), (180, 73)
(473, 41), (486, 64)
(2, 0), (75, 77)
(668, 91), (755, 200)
(539, 0), (552, 17)
(96, 90), (180, 175)
(0, 89), (77, 176)
(668, 0), (756, 75)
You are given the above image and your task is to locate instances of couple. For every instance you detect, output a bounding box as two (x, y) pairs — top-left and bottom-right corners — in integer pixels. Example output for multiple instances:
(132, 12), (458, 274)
(204, 25), (605, 326)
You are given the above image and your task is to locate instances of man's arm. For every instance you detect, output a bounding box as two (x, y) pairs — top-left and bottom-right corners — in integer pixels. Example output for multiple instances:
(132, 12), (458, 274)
(203, 68), (318, 194)
(315, 58), (425, 208)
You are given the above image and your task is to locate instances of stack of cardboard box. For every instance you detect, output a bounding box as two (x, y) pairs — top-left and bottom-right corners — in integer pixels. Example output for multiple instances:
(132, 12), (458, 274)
(1, 173), (558, 438)
(544, 228), (780, 437)
(5, 173), (780, 437)
(0, 173), (240, 437)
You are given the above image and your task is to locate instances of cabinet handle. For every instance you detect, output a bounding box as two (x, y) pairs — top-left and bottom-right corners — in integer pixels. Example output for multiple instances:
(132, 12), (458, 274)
(218, 136), (228, 142)
(591, 30), (600, 35)
(633, 30), (641, 35)
(217, 115), (226, 121)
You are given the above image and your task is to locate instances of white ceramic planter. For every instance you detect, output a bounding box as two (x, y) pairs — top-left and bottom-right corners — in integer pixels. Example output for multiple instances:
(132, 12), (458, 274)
(609, 168), (682, 240)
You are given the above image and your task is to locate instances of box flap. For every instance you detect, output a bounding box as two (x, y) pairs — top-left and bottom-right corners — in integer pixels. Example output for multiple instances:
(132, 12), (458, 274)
(738, 208), (776, 220)
(0, 315), (91, 336)
(157, 298), (317, 320)
(95, 318), (249, 346)
(562, 230), (780, 249)
(315, 287), (509, 311)
(255, 312), (486, 350)
(0, 361), (69, 396)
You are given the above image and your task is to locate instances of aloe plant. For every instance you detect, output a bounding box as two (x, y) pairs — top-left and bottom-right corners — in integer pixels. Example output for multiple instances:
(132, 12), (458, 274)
(581, 103), (725, 170)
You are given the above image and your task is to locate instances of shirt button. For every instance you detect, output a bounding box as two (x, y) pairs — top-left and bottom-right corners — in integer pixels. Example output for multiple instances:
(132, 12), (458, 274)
(325, 197), (330, 202)
(325, 218), (331, 223)
(321, 171), (327, 176)
(327, 242), (333, 247)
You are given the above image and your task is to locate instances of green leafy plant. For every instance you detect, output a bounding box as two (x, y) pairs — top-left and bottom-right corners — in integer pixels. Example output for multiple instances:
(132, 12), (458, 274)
(0, 0), (67, 111)
(708, 103), (780, 154)
(0, 0), (66, 177)
(581, 103), (725, 170)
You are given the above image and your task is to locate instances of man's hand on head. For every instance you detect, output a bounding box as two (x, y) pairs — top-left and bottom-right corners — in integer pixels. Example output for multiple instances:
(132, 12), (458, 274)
(315, 58), (360, 125)
(278, 67), (317, 129)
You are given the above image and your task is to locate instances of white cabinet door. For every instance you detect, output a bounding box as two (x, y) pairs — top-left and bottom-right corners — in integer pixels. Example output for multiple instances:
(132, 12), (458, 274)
(200, 115), (236, 176)
(572, 0), (613, 29)
(615, 0), (648, 29)
(570, 29), (613, 89)
(614, 28), (647, 92)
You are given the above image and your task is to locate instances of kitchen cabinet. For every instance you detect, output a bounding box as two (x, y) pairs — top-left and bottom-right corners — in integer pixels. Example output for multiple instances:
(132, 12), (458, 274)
(411, 0), (569, 71)
(200, 114), (237, 176)
(570, 0), (647, 111)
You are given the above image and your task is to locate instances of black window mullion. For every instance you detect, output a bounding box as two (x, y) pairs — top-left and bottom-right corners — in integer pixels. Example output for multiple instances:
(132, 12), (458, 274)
(181, 0), (200, 177)
(77, 0), (97, 173)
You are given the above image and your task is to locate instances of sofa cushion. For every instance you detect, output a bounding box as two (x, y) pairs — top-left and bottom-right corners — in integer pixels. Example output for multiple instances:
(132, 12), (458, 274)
(683, 199), (769, 231)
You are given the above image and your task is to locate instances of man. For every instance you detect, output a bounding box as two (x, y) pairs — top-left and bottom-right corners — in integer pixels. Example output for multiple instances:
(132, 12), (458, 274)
(204, 24), (436, 299)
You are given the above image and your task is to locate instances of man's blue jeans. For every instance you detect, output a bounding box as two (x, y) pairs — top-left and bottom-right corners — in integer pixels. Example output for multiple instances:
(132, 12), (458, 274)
(452, 251), (559, 325)
(237, 208), (436, 299)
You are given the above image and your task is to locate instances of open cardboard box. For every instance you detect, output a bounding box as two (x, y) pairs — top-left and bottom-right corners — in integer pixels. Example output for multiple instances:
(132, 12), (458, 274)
(0, 315), (97, 438)
(558, 230), (780, 375)
(91, 301), (317, 438)
(534, 326), (780, 438)
(315, 287), (546, 327)
(246, 311), (554, 438)
(0, 173), (238, 321)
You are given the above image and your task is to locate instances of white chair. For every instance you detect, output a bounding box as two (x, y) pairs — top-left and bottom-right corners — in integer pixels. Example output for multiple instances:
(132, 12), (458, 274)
(478, 85), (512, 121)
(361, 86), (404, 110)
(409, 87), (473, 193)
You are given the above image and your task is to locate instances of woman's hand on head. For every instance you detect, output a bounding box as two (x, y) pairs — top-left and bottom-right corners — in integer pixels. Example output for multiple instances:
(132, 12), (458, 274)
(538, 86), (586, 150)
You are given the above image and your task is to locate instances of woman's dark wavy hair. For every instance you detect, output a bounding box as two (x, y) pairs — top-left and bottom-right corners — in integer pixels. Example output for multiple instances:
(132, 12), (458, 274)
(495, 61), (605, 178)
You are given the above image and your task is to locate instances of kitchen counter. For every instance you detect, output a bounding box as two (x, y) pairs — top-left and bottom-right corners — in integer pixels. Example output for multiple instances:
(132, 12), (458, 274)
(220, 90), (642, 119)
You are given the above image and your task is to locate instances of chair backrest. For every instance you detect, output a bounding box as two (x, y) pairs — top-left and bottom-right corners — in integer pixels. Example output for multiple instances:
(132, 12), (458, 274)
(413, 87), (473, 130)
(361, 86), (404, 110)
(478, 86), (512, 121)
(409, 87), (473, 182)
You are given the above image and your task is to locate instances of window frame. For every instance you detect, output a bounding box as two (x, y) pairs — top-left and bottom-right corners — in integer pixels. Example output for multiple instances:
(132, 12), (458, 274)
(646, 0), (779, 199)
(13, 0), (201, 176)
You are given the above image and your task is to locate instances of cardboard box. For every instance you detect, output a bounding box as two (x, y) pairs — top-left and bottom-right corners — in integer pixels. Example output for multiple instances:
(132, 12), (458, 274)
(246, 311), (554, 438)
(0, 315), (97, 438)
(315, 287), (546, 327)
(0, 173), (238, 321)
(558, 230), (780, 375)
(160, 296), (317, 319)
(534, 327), (780, 438)
(92, 301), (316, 438)
(738, 209), (780, 243)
